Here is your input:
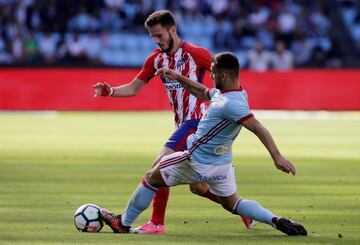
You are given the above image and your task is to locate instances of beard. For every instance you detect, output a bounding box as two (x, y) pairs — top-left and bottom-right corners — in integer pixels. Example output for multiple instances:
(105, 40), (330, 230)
(213, 74), (223, 90)
(215, 82), (223, 90)
(161, 32), (174, 53)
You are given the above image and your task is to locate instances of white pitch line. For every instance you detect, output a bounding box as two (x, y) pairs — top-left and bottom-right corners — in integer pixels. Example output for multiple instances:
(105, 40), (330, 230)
(0, 110), (58, 117)
(252, 110), (360, 120)
(0, 110), (359, 120)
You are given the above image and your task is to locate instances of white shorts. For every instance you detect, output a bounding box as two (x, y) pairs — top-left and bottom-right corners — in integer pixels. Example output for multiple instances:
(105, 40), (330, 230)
(158, 151), (237, 197)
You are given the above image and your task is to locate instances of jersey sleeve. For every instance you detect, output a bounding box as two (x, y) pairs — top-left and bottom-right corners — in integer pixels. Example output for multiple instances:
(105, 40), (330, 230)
(187, 44), (212, 71)
(224, 95), (253, 124)
(136, 52), (158, 83)
(207, 88), (219, 99)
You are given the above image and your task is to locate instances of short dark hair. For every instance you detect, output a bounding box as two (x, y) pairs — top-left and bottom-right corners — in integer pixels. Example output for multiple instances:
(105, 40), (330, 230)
(145, 10), (176, 28)
(211, 52), (240, 79)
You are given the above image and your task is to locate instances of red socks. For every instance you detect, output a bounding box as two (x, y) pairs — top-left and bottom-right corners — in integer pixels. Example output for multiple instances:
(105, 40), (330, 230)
(150, 188), (221, 225)
(150, 186), (170, 225)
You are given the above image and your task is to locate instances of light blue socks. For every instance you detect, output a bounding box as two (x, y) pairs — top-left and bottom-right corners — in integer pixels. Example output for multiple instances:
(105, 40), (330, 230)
(121, 179), (157, 226)
(233, 199), (275, 225)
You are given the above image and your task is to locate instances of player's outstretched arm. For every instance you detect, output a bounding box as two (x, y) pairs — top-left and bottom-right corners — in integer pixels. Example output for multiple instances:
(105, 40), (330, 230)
(93, 78), (146, 97)
(155, 68), (210, 101)
(242, 116), (296, 176)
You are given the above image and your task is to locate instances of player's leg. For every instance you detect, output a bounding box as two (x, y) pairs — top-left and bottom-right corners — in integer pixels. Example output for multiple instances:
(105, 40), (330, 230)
(136, 120), (198, 233)
(220, 194), (275, 225)
(189, 182), (254, 229)
(144, 147), (174, 230)
(218, 194), (307, 236)
(208, 165), (307, 236)
(101, 163), (167, 233)
(132, 148), (174, 234)
(189, 183), (220, 203)
(131, 151), (198, 234)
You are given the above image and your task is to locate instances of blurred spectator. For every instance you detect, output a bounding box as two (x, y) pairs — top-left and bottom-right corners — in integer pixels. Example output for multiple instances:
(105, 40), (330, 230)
(23, 31), (40, 63)
(68, 5), (99, 32)
(104, 0), (125, 10)
(248, 5), (270, 27)
(276, 7), (296, 45)
(66, 33), (87, 64)
(311, 4), (331, 36)
(324, 39), (344, 68)
(38, 32), (58, 64)
(213, 20), (233, 51)
(12, 32), (24, 62)
(209, 0), (229, 18)
(247, 40), (271, 72)
(308, 45), (327, 67)
(133, 4), (152, 33)
(84, 32), (101, 65)
(0, 37), (14, 64)
(270, 40), (294, 71)
(291, 35), (313, 66)
(56, 38), (69, 64)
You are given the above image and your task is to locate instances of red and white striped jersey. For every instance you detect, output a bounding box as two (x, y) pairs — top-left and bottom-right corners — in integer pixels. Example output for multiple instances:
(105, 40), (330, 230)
(137, 41), (212, 128)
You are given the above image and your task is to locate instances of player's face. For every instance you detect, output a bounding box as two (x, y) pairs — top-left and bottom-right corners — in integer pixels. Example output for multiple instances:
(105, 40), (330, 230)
(148, 24), (174, 53)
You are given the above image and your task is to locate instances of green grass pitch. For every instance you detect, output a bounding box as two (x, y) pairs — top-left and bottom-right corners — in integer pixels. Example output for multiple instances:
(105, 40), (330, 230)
(0, 111), (359, 244)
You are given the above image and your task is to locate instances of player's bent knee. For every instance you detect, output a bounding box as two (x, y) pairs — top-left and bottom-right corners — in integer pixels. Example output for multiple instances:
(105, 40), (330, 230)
(189, 183), (209, 195)
(145, 169), (166, 188)
(220, 202), (234, 213)
(189, 185), (200, 195)
(218, 195), (239, 213)
(144, 170), (156, 185)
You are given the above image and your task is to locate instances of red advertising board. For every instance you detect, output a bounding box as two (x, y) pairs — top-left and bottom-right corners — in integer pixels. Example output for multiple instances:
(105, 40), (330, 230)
(0, 68), (359, 110)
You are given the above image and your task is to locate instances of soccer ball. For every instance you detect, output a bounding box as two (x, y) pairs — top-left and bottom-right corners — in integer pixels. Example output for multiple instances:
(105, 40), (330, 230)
(74, 204), (104, 232)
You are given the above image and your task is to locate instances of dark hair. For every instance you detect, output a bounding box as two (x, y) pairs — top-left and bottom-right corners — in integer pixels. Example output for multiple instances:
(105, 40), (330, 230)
(144, 10), (176, 28)
(211, 52), (240, 79)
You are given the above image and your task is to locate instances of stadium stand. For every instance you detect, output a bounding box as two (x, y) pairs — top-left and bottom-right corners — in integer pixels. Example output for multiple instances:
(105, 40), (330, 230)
(0, 0), (359, 68)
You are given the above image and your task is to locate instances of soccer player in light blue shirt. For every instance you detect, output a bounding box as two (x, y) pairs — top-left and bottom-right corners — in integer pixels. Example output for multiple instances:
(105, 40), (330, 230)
(100, 52), (307, 236)
(186, 86), (253, 165)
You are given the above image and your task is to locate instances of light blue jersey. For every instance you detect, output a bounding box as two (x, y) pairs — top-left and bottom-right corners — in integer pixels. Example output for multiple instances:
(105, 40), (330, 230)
(186, 87), (253, 165)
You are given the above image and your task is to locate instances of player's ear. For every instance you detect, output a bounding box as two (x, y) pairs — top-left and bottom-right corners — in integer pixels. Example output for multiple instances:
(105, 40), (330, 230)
(169, 25), (176, 34)
(220, 72), (226, 81)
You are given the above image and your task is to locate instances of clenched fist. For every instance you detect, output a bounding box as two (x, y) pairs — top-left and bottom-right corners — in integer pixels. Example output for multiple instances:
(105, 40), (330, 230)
(93, 82), (114, 97)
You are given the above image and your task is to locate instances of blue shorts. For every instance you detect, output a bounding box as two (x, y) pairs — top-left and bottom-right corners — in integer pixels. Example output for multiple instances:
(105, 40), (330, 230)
(165, 119), (200, 151)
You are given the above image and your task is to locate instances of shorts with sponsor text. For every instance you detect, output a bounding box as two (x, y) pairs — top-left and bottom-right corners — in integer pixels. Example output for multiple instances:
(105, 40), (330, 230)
(158, 151), (237, 197)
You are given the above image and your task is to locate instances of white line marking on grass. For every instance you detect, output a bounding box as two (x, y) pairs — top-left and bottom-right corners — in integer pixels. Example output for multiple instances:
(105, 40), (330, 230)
(0, 110), (359, 120)
(0, 110), (58, 117)
(253, 110), (360, 120)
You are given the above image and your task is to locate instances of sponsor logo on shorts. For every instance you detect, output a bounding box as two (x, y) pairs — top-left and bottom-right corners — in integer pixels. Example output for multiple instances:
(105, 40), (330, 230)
(196, 173), (227, 182)
(214, 145), (232, 155)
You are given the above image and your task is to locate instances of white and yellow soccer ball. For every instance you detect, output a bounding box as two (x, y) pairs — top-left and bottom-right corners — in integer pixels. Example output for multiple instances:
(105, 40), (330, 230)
(74, 204), (104, 232)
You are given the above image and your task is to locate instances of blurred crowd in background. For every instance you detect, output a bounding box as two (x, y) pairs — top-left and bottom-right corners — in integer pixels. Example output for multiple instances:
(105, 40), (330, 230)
(0, 0), (359, 70)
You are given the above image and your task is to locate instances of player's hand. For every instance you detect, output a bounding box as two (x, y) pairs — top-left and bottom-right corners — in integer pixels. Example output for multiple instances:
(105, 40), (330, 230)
(93, 82), (113, 97)
(155, 68), (178, 80)
(273, 155), (296, 176)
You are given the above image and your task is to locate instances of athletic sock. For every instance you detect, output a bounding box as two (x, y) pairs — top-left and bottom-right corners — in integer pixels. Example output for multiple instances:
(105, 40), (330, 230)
(150, 186), (170, 225)
(200, 190), (250, 222)
(121, 178), (157, 227)
(199, 189), (220, 203)
(233, 199), (276, 225)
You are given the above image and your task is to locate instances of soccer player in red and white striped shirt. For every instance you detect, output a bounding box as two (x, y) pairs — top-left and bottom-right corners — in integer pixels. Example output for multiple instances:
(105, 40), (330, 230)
(93, 10), (254, 234)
